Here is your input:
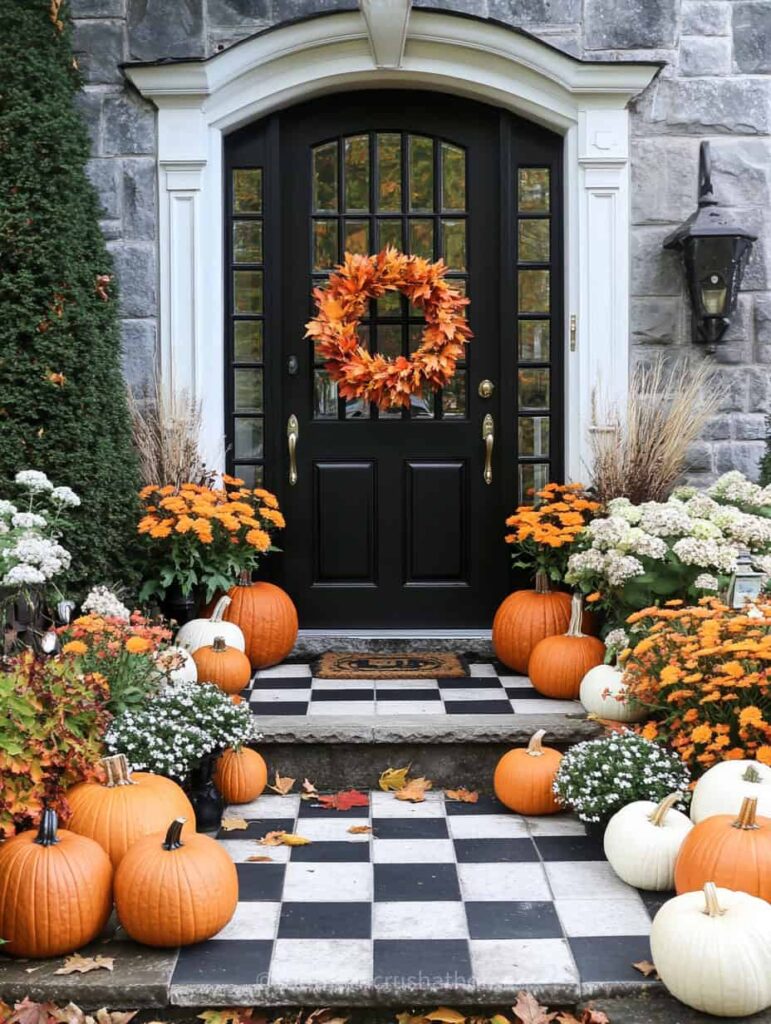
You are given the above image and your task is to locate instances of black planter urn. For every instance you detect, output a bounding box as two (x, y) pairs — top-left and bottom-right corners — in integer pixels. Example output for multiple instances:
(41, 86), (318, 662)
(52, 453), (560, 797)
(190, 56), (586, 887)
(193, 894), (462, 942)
(187, 752), (225, 832)
(160, 584), (202, 626)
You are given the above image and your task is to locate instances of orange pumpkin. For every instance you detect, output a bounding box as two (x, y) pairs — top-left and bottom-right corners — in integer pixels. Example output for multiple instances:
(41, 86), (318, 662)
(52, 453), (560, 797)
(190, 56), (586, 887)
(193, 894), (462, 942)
(493, 572), (572, 673)
(493, 729), (563, 815)
(528, 593), (604, 699)
(115, 818), (238, 947)
(66, 754), (195, 867)
(0, 808), (113, 958)
(215, 747), (268, 804)
(674, 796), (771, 902)
(192, 636), (252, 694)
(222, 575), (298, 669)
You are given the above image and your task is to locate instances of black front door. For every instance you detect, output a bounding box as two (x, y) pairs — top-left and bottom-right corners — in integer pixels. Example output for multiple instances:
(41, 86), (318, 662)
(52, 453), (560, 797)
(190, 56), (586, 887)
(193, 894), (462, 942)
(224, 91), (563, 628)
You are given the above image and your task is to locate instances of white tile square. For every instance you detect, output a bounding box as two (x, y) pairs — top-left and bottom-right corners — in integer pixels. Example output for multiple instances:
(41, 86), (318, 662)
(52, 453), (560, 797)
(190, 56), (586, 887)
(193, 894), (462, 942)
(469, 664), (497, 677)
(218, 839), (291, 864)
(249, 688), (311, 703)
(375, 701), (444, 715)
(370, 790), (446, 818)
(307, 701), (376, 715)
(498, 675), (533, 687)
(213, 901), (281, 940)
(372, 838), (455, 863)
(256, 664), (312, 678)
(437, 687), (505, 701)
(545, 861), (640, 900)
(447, 814), (529, 839)
(296, 818), (371, 842)
(458, 862), (550, 901)
(555, 897), (651, 937)
(270, 939), (372, 986)
(470, 938), (578, 986)
(375, 678), (441, 690)
(282, 862), (373, 902)
(311, 679), (376, 690)
(524, 814), (585, 837)
(510, 699), (583, 715)
(373, 901), (468, 940)
(224, 793), (301, 818)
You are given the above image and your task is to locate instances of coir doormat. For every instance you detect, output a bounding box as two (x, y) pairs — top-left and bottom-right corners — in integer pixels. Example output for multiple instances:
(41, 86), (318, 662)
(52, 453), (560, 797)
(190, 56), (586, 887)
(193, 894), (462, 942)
(312, 651), (469, 679)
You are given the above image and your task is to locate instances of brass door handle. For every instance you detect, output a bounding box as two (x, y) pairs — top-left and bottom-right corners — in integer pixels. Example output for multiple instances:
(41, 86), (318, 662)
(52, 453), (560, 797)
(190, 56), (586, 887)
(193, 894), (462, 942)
(287, 414), (299, 486)
(482, 413), (494, 485)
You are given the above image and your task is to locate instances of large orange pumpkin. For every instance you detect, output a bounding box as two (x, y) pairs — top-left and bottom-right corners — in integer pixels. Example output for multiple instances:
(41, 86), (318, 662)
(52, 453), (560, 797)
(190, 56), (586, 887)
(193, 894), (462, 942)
(193, 636), (252, 694)
(674, 796), (771, 902)
(215, 747), (268, 804)
(528, 593), (604, 699)
(66, 754), (195, 867)
(493, 729), (563, 815)
(115, 818), (238, 947)
(492, 572), (572, 673)
(0, 808), (113, 958)
(222, 575), (298, 669)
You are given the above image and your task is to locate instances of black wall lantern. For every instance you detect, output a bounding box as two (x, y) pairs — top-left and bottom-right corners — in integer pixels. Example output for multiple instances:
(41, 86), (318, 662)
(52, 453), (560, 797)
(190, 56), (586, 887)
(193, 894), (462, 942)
(663, 141), (756, 350)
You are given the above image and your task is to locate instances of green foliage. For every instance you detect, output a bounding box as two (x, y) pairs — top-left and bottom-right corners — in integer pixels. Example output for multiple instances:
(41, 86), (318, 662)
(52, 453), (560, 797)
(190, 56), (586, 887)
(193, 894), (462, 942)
(0, 652), (111, 837)
(0, 0), (140, 594)
(760, 415), (771, 487)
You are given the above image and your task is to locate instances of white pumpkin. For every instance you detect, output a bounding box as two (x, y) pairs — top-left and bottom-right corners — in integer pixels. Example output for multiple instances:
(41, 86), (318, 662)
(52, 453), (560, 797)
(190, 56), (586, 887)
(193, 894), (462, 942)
(579, 663), (646, 723)
(690, 759), (771, 823)
(603, 792), (692, 890)
(152, 645), (198, 684)
(175, 595), (245, 655)
(651, 883), (771, 1017)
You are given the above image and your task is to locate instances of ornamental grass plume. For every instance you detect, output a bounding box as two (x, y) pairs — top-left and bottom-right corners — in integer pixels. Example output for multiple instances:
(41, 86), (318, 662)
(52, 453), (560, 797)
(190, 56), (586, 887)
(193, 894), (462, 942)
(589, 357), (719, 504)
(128, 381), (211, 490)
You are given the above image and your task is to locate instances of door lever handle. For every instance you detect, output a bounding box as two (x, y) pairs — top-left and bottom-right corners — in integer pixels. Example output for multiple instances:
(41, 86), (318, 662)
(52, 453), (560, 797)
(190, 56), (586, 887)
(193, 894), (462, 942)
(482, 413), (494, 486)
(287, 414), (299, 486)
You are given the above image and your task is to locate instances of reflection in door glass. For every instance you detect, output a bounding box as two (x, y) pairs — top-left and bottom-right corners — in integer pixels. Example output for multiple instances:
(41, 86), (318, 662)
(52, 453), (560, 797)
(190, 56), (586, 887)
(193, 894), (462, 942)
(409, 136), (434, 212)
(313, 369), (338, 419)
(313, 142), (338, 212)
(345, 135), (370, 213)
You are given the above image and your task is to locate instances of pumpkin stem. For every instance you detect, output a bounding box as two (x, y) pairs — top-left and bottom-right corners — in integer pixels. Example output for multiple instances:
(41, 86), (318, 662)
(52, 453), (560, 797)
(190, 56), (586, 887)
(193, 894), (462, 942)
(212, 636), (227, 653)
(101, 753), (134, 787)
(703, 882), (725, 918)
(732, 796), (759, 830)
(742, 765), (762, 784)
(34, 806), (60, 847)
(534, 571), (551, 595)
(238, 569), (252, 587)
(565, 592), (587, 638)
(162, 817), (187, 850)
(526, 729), (547, 757)
(210, 595), (233, 623)
(648, 792), (680, 827)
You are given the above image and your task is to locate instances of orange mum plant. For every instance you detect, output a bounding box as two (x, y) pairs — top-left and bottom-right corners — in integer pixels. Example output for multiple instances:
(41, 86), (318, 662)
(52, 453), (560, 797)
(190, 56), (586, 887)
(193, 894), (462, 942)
(622, 599), (771, 776)
(137, 476), (286, 604)
(505, 482), (602, 585)
(305, 248), (472, 409)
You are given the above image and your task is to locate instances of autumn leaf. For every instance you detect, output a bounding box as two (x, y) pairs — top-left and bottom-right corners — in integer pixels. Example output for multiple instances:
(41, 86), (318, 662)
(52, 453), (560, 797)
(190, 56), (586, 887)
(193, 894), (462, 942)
(301, 778), (319, 800)
(425, 1009), (466, 1024)
(94, 1011), (137, 1024)
(580, 1012), (610, 1024)
(632, 960), (658, 978)
(198, 1010), (253, 1024)
(246, 855), (274, 862)
(379, 765), (410, 791)
(347, 824), (372, 834)
(46, 372), (66, 387)
(445, 788), (478, 803)
(268, 771), (296, 795)
(54, 956), (114, 976)
(257, 831), (311, 847)
(220, 817), (249, 832)
(394, 777), (433, 802)
(9, 1000), (60, 1024)
(395, 1015), (428, 1024)
(490, 1016), (511, 1024)
(512, 991), (557, 1024)
(281, 833), (312, 846)
(316, 789), (370, 811)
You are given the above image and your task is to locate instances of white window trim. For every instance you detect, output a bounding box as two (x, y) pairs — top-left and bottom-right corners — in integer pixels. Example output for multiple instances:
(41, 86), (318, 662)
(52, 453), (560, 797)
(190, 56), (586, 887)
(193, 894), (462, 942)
(126, 8), (659, 479)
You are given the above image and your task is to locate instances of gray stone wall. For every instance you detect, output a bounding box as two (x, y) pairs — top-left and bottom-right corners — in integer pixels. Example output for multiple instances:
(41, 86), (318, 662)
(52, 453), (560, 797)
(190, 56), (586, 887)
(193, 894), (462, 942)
(71, 0), (771, 477)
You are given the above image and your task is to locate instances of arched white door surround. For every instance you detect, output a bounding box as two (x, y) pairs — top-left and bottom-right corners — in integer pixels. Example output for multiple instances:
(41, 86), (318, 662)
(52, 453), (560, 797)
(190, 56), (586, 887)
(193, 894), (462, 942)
(125, 7), (660, 477)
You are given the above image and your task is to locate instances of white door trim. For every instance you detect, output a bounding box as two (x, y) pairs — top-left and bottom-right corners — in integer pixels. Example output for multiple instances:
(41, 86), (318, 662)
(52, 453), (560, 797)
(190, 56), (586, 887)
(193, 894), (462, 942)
(126, 8), (659, 479)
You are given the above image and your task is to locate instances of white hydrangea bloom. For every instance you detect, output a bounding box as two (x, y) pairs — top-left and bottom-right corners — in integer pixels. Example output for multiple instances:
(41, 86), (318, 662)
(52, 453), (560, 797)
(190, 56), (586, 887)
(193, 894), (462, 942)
(11, 512), (47, 530)
(690, 518), (723, 541)
(625, 527), (667, 560)
(638, 501), (693, 538)
(0, 501), (18, 518)
(604, 552), (645, 585)
(82, 585), (131, 621)
(604, 628), (629, 650)
(694, 573), (719, 591)
(606, 497), (643, 524)
(672, 537), (738, 574)
(3, 564), (46, 586)
(709, 470), (766, 507)
(15, 470), (53, 492)
(751, 554), (771, 576)
(50, 485), (81, 508)
(585, 516), (632, 549)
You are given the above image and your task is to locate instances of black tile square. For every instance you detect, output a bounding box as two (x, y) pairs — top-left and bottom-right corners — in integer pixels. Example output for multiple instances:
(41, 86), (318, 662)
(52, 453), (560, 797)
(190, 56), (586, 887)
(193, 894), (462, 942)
(504, 687), (542, 699)
(374, 939), (473, 988)
(638, 889), (675, 920)
(374, 863), (461, 902)
(376, 688), (441, 701)
(444, 700), (512, 715)
(438, 677), (493, 690)
(454, 838), (538, 863)
(445, 794), (510, 815)
(491, 659), (513, 675)
(218, 818), (296, 840)
(311, 688), (376, 701)
(278, 901), (371, 939)
(249, 701), (309, 716)
(570, 936), (656, 983)
(235, 863), (286, 901)
(251, 677), (312, 689)
(466, 901), (563, 940)
(372, 817), (449, 839)
(172, 940), (272, 984)
(298, 797), (372, 817)
(290, 840), (370, 862)
(533, 835), (606, 861)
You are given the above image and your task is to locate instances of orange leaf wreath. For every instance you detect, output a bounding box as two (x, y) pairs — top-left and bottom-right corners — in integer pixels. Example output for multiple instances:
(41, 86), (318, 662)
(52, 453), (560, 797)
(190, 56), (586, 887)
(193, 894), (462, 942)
(305, 248), (473, 409)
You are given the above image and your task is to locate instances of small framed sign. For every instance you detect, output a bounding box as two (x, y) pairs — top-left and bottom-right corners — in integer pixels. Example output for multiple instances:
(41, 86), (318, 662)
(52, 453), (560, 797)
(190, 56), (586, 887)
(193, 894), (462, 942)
(728, 554), (765, 609)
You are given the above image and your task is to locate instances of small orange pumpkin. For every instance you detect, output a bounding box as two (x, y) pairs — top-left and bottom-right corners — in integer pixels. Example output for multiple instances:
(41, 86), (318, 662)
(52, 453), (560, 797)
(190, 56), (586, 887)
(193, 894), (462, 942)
(222, 574), (298, 669)
(493, 729), (563, 815)
(674, 796), (771, 902)
(493, 572), (573, 673)
(0, 808), (113, 958)
(528, 592), (605, 699)
(115, 817), (238, 947)
(192, 636), (252, 694)
(215, 747), (268, 804)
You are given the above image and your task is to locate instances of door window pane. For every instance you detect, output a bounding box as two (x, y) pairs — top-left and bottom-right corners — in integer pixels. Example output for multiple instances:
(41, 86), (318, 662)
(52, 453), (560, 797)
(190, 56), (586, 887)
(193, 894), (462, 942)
(234, 270), (263, 314)
(518, 368), (550, 410)
(518, 168), (550, 213)
(233, 169), (262, 213)
(519, 462), (550, 502)
(345, 135), (370, 213)
(409, 219), (434, 259)
(233, 221), (263, 263)
(442, 372), (467, 418)
(314, 369), (338, 419)
(313, 142), (338, 212)
(345, 396), (369, 419)
(441, 219), (466, 272)
(234, 418), (264, 459)
(411, 385), (435, 418)
(344, 219), (370, 256)
(441, 143), (466, 212)
(234, 464), (262, 487)
(518, 219), (550, 263)
(518, 270), (550, 313)
(377, 290), (402, 316)
(234, 368), (263, 412)
(378, 219), (402, 250)
(313, 219), (338, 271)
(409, 135), (434, 212)
(357, 324), (371, 351)
(518, 320), (550, 361)
(377, 133), (402, 212)
(377, 324), (402, 359)
(519, 415), (550, 457)
(234, 321), (263, 362)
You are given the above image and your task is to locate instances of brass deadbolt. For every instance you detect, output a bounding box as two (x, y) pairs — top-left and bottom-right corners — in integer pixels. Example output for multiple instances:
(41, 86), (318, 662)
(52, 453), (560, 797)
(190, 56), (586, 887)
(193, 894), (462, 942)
(478, 379), (495, 398)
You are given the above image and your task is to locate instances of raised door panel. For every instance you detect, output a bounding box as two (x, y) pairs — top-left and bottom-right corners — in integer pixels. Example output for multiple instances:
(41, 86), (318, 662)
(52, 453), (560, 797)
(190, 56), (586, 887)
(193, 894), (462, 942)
(404, 461), (468, 584)
(313, 461), (377, 584)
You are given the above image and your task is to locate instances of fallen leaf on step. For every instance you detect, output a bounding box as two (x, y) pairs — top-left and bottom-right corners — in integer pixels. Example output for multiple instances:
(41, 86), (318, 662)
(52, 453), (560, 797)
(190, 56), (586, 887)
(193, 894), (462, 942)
(268, 772), (296, 795)
(512, 991), (557, 1024)
(51, 1004), (86, 1024)
(580, 1011), (610, 1024)
(10, 998), (60, 1024)
(94, 1011), (137, 1024)
(281, 833), (312, 846)
(220, 817), (249, 832)
(306, 1010), (349, 1024)
(54, 956), (114, 976)
(445, 788), (478, 803)
(300, 778), (319, 800)
(555, 1015), (580, 1024)
(632, 960), (658, 978)
(347, 824), (373, 834)
(316, 789), (370, 811)
(257, 830), (311, 846)
(23, 967), (44, 974)
(379, 765), (410, 791)
(198, 1011), (254, 1024)
(395, 1014), (428, 1024)
(425, 1009), (466, 1024)
(394, 777), (432, 802)
(246, 855), (274, 862)
(490, 1016), (511, 1024)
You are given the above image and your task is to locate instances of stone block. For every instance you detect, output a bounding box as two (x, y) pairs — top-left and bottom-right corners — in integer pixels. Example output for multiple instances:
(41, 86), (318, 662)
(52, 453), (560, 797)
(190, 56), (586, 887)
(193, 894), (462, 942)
(128, 0), (205, 60)
(268, 0), (357, 21)
(709, 139), (771, 212)
(631, 137), (699, 225)
(122, 158), (156, 241)
(733, 2), (771, 73)
(701, 414), (733, 440)
(716, 368), (750, 411)
(102, 93), (156, 156)
(98, 218), (123, 241)
(647, 78), (771, 134)
(86, 158), (121, 219)
(584, 0), (677, 49)
(631, 296), (682, 344)
(750, 366), (771, 410)
(734, 414), (768, 440)
(685, 441), (714, 473)
(108, 242), (158, 319)
(630, 226), (683, 296)
(681, 1), (731, 35)
(72, 19), (124, 84)
(70, 0), (125, 14)
(121, 319), (157, 391)
(755, 292), (771, 362)
(713, 292), (752, 363)
(528, 30), (582, 56)
(488, 0), (581, 24)
(715, 440), (764, 477)
(207, 0), (271, 24)
(74, 89), (103, 154)
(679, 34), (732, 75)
